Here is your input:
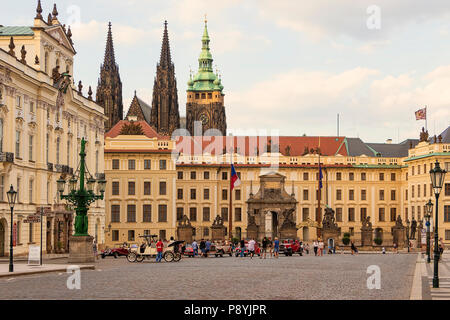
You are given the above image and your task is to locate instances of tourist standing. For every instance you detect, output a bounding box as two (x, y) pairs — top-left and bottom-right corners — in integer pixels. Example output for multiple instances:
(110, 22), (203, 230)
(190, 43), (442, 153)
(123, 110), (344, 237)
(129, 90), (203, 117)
(350, 241), (358, 255)
(261, 237), (268, 259)
(318, 239), (324, 256)
(205, 239), (211, 258)
(93, 240), (98, 260)
(305, 243), (310, 255)
(268, 237), (273, 258)
(393, 242), (398, 254)
(200, 239), (206, 257)
(273, 237), (280, 258)
(156, 238), (164, 262)
(313, 240), (318, 256)
(248, 238), (256, 259)
(192, 239), (198, 257)
(240, 239), (246, 257)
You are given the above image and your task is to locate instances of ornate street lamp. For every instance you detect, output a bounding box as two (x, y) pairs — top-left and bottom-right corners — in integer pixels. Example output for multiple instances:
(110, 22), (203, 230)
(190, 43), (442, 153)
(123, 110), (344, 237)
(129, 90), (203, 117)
(58, 138), (105, 236)
(6, 185), (17, 272)
(406, 218), (410, 253)
(425, 200), (433, 263)
(429, 160), (446, 288)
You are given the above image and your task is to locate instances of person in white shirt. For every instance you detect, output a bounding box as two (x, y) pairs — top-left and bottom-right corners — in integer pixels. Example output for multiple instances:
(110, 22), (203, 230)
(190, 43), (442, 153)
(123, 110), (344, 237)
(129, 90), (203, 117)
(318, 240), (324, 256)
(313, 240), (319, 256)
(248, 238), (256, 259)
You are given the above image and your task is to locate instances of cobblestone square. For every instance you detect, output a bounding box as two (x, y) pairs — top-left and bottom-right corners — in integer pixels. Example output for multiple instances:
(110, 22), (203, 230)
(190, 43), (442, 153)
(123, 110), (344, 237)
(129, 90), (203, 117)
(0, 253), (417, 300)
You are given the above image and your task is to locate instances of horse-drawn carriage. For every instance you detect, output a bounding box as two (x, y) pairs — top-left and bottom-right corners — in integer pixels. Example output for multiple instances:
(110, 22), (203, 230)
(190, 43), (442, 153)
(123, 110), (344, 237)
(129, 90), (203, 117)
(126, 235), (183, 263)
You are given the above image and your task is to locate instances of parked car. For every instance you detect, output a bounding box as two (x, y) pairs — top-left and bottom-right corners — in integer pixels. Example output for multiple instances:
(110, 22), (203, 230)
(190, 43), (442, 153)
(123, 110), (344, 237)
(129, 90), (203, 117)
(214, 242), (233, 257)
(101, 246), (130, 259)
(183, 244), (195, 257)
(280, 240), (303, 256)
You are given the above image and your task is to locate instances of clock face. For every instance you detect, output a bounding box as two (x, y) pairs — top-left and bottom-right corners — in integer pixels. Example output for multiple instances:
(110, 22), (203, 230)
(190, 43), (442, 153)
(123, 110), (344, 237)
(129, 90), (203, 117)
(199, 113), (209, 125)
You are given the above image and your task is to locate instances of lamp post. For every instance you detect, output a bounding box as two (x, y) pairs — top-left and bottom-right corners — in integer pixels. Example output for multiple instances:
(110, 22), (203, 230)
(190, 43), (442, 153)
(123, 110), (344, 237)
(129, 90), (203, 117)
(429, 160), (446, 288)
(57, 138), (106, 237)
(6, 185), (17, 272)
(425, 200), (433, 263)
(406, 219), (410, 253)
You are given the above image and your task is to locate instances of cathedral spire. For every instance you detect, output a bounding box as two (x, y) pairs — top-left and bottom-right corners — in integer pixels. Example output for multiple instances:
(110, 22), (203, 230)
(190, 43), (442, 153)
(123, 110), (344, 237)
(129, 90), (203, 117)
(35, 0), (43, 19)
(159, 20), (172, 68)
(103, 22), (116, 69)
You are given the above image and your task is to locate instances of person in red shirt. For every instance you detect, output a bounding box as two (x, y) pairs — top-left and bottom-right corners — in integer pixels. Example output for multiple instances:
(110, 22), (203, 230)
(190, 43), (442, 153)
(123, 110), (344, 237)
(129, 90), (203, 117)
(156, 239), (164, 262)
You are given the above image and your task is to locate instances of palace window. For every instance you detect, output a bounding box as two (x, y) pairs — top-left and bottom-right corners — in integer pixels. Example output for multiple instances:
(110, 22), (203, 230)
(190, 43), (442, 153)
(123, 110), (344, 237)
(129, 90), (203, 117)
(127, 205), (136, 222)
(379, 208), (385, 221)
(235, 208), (242, 222)
(112, 159), (120, 170)
(411, 186), (414, 198)
(303, 172), (309, 180)
(204, 188), (210, 200)
(15, 130), (21, 159)
(190, 171), (196, 180)
(29, 135), (33, 161)
(190, 189), (196, 200)
(143, 205), (152, 222)
(112, 230), (119, 242)
(177, 207), (184, 221)
(144, 159), (151, 170)
(336, 189), (342, 201)
(222, 189), (228, 200)
(360, 208), (367, 221)
(128, 181), (135, 195)
(391, 173), (396, 181)
(29, 223), (33, 243)
(302, 208), (309, 221)
(444, 206), (450, 222)
(112, 181), (120, 195)
(177, 188), (183, 200)
(159, 230), (166, 241)
(349, 189), (354, 201)
(221, 208), (228, 221)
(159, 181), (167, 195)
(361, 172), (366, 181)
(222, 172), (228, 180)
(390, 208), (397, 222)
(204, 171), (210, 180)
(56, 137), (60, 164)
(361, 189), (367, 201)
(29, 178), (34, 204)
(445, 184), (450, 196)
(144, 182), (151, 195)
(235, 189), (241, 201)
(128, 230), (135, 241)
(177, 171), (183, 179)
(336, 208), (342, 222)
(158, 205), (167, 222)
(159, 160), (166, 170)
(348, 208), (355, 222)
(303, 189), (309, 200)
(111, 205), (120, 222)
(418, 185), (421, 198)
(189, 207), (197, 222)
(379, 190), (385, 201)
(391, 190), (396, 201)
(424, 184), (427, 197)
(203, 207), (210, 221)
(379, 173), (384, 181)
(349, 172), (354, 181)
(128, 159), (136, 170)
(336, 172), (342, 181)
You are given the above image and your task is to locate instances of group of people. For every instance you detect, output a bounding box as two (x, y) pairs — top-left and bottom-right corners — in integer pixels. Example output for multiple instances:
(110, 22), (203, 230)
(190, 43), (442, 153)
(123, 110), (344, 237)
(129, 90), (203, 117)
(239, 236), (281, 259)
(191, 239), (212, 257)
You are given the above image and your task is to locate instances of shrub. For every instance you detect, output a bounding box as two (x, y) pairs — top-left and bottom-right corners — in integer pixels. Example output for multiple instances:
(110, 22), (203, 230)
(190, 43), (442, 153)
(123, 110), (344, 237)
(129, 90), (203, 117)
(374, 238), (383, 245)
(342, 237), (350, 245)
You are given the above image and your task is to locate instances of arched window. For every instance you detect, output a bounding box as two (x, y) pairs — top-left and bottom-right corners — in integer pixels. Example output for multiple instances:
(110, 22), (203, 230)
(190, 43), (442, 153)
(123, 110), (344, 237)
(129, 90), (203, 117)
(56, 137), (60, 164)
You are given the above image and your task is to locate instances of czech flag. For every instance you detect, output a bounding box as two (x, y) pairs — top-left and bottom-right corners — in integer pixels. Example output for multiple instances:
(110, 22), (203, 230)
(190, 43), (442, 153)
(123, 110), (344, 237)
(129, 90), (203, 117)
(230, 164), (241, 190)
(319, 163), (323, 189)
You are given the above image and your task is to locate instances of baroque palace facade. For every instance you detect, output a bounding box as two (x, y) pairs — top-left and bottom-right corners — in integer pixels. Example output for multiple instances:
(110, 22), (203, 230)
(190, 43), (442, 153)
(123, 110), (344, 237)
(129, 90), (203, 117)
(103, 119), (450, 247)
(0, 2), (106, 256)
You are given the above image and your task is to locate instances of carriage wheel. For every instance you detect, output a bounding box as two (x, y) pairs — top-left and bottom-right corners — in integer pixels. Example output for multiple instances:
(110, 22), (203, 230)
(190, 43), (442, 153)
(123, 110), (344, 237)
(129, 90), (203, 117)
(136, 255), (145, 262)
(164, 251), (174, 262)
(174, 252), (182, 262)
(127, 252), (137, 262)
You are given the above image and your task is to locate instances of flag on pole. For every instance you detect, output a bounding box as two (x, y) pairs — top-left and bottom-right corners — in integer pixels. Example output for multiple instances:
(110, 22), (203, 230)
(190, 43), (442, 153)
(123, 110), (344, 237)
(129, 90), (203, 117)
(415, 107), (426, 120)
(230, 164), (241, 190)
(319, 162), (323, 189)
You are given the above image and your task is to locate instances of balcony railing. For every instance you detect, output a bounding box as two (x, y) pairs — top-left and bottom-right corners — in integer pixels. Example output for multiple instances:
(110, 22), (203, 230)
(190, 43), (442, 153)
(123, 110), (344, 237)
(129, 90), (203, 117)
(0, 152), (14, 163)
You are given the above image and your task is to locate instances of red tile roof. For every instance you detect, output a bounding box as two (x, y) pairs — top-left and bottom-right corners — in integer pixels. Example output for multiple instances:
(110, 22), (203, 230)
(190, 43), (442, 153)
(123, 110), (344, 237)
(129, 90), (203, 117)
(174, 136), (347, 157)
(105, 120), (169, 140)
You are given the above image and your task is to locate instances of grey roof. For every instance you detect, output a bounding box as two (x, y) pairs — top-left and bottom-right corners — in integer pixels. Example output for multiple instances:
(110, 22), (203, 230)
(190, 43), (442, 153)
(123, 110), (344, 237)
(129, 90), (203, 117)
(136, 97), (151, 124)
(0, 26), (34, 36)
(438, 126), (450, 143)
(346, 138), (376, 156)
(366, 139), (418, 158)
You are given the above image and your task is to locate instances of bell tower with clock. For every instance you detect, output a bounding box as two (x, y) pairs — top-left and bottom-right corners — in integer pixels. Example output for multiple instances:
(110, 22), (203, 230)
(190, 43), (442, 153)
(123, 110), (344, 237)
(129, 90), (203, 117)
(186, 19), (227, 136)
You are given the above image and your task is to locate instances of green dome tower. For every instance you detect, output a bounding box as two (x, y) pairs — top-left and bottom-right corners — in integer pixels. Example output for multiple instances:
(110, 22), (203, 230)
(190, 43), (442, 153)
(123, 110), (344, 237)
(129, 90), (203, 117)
(186, 18), (227, 136)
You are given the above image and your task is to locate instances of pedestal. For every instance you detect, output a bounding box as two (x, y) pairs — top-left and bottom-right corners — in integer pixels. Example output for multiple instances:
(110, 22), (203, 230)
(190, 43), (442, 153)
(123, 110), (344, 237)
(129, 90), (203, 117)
(177, 226), (193, 244)
(68, 235), (95, 263)
(211, 226), (226, 241)
(361, 229), (373, 247)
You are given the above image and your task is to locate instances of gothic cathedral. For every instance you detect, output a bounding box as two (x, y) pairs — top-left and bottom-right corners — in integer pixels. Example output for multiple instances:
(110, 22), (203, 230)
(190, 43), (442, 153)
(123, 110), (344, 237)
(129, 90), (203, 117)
(96, 22), (123, 132)
(186, 20), (227, 136)
(149, 21), (180, 136)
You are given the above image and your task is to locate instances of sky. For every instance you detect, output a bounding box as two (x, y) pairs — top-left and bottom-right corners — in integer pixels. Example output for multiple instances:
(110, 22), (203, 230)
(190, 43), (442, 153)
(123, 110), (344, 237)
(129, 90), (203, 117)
(2, 0), (450, 142)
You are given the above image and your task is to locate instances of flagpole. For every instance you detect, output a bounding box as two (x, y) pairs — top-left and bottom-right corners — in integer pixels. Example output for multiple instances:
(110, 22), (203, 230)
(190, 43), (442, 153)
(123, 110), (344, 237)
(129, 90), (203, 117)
(229, 151), (233, 241)
(425, 106), (428, 132)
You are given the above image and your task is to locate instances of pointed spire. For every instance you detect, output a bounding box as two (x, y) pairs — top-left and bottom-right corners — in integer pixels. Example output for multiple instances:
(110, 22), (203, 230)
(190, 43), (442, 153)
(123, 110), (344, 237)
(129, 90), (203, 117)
(47, 13), (52, 24)
(52, 4), (59, 20)
(88, 86), (93, 100)
(8, 37), (15, 57)
(103, 22), (116, 69)
(35, 0), (43, 19)
(159, 20), (172, 68)
(20, 45), (27, 64)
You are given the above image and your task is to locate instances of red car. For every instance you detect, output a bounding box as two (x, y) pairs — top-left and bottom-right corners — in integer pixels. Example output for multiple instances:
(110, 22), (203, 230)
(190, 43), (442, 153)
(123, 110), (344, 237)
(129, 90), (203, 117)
(280, 240), (303, 256)
(183, 244), (195, 257)
(101, 246), (130, 259)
